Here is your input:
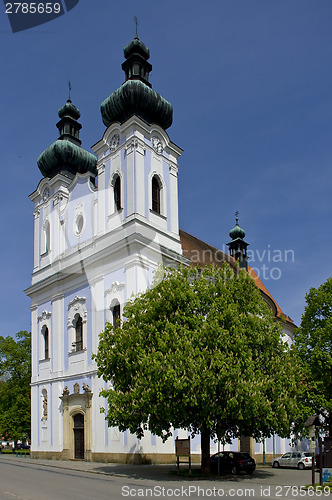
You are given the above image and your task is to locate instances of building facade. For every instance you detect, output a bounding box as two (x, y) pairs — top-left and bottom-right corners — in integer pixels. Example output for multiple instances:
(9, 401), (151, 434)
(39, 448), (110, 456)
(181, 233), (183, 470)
(26, 37), (296, 463)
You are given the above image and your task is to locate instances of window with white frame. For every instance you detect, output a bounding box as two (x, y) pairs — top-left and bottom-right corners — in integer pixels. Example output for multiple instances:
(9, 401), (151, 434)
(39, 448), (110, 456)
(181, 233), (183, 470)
(42, 326), (49, 359)
(114, 175), (121, 211)
(112, 302), (121, 329)
(152, 175), (161, 214)
(74, 315), (83, 351)
(67, 296), (87, 353)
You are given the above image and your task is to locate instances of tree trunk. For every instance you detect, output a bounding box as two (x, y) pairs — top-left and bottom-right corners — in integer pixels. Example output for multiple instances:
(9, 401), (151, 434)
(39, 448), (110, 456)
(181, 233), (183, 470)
(201, 427), (211, 474)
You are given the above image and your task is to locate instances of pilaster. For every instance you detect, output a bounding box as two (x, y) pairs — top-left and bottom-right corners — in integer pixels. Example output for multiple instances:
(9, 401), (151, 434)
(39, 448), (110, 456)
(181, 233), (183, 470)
(97, 163), (106, 235)
(33, 209), (40, 270)
(51, 293), (64, 375)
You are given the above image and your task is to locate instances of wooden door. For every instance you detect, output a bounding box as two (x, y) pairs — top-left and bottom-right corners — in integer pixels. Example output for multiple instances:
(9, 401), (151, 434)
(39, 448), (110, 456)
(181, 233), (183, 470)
(73, 414), (84, 459)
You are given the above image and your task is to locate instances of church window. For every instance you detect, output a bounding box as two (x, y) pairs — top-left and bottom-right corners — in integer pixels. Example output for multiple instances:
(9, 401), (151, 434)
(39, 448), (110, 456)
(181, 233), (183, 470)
(44, 327), (49, 359)
(75, 315), (83, 351)
(152, 176), (161, 214)
(114, 176), (121, 211)
(112, 303), (121, 329)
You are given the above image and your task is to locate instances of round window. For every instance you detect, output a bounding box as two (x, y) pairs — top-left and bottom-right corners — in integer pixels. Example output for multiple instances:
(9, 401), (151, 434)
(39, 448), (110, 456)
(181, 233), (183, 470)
(75, 214), (84, 236)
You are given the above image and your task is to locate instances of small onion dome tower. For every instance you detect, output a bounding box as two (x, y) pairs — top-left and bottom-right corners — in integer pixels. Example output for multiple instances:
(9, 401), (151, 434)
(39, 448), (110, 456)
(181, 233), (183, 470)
(37, 99), (97, 179)
(227, 211), (249, 270)
(101, 36), (173, 130)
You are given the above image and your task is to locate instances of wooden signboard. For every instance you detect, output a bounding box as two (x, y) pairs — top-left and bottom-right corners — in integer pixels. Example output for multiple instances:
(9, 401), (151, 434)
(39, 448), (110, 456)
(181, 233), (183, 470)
(175, 437), (190, 456)
(175, 437), (191, 472)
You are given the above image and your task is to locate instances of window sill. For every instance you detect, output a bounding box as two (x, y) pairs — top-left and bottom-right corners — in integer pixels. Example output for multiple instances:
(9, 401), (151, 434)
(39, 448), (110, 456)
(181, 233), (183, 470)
(68, 348), (86, 356)
(149, 209), (167, 221)
(39, 357), (50, 364)
(108, 208), (123, 219)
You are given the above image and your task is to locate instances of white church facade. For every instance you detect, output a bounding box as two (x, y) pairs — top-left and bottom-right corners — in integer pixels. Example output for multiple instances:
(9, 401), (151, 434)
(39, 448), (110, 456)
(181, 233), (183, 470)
(26, 36), (297, 463)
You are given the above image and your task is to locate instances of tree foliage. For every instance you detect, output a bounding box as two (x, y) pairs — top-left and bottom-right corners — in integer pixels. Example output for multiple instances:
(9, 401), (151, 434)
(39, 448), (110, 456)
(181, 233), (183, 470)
(95, 265), (301, 472)
(293, 277), (332, 436)
(0, 331), (31, 443)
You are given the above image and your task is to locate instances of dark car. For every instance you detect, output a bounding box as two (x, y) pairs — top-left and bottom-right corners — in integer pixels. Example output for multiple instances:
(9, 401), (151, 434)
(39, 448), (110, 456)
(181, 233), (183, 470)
(210, 451), (256, 475)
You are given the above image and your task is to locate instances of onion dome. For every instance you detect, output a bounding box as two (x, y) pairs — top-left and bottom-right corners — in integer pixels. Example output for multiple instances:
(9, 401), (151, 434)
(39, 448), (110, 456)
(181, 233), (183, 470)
(101, 37), (173, 130)
(123, 37), (150, 60)
(229, 214), (246, 240)
(58, 99), (80, 123)
(37, 99), (97, 179)
(227, 212), (249, 270)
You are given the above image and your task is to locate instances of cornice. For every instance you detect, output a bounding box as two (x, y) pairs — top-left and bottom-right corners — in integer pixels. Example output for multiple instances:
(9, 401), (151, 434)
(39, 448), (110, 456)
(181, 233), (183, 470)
(25, 218), (184, 296)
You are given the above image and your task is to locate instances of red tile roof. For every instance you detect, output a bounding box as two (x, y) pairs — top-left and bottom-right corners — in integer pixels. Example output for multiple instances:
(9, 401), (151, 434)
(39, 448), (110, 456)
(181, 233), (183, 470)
(179, 229), (294, 326)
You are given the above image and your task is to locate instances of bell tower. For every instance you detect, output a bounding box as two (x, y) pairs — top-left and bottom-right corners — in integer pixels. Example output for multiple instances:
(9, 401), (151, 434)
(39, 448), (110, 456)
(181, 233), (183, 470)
(92, 35), (184, 271)
(227, 211), (249, 269)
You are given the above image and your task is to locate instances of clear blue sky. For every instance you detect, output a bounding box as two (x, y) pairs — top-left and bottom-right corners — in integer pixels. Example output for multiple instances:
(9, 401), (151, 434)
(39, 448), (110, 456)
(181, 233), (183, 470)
(1, 0), (332, 336)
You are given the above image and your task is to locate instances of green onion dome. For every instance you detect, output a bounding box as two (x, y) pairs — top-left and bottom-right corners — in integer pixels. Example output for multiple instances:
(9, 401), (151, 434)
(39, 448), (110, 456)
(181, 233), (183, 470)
(229, 218), (246, 240)
(37, 140), (97, 179)
(101, 37), (173, 130)
(37, 99), (97, 179)
(58, 100), (81, 121)
(101, 80), (173, 129)
(123, 37), (150, 60)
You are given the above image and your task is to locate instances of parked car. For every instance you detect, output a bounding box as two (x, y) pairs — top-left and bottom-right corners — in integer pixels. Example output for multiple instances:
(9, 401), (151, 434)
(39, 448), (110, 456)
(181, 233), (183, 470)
(272, 452), (312, 470)
(210, 451), (256, 475)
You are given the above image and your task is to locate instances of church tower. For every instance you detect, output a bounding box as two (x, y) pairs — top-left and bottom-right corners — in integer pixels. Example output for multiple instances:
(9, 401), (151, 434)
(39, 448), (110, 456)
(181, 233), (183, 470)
(26, 36), (186, 462)
(227, 212), (249, 269)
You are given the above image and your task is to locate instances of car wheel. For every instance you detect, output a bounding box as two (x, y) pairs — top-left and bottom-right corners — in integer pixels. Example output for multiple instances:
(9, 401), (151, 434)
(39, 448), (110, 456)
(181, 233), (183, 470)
(298, 462), (305, 470)
(272, 461), (280, 468)
(231, 466), (238, 475)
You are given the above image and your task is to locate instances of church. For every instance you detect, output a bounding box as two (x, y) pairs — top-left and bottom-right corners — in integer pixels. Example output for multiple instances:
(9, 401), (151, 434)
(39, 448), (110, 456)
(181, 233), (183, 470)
(26, 36), (295, 463)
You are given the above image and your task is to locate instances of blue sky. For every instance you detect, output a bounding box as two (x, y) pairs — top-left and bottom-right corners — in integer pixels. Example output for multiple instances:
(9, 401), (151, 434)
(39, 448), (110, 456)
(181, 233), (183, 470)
(1, 0), (332, 336)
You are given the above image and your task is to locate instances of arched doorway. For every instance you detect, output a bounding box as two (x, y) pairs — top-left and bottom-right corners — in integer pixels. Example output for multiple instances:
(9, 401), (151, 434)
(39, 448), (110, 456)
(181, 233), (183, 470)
(73, 414), (84, 459)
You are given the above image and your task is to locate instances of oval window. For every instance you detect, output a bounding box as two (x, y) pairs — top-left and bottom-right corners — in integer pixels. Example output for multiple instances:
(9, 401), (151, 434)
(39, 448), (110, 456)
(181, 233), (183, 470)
(76, 214), (84, 235)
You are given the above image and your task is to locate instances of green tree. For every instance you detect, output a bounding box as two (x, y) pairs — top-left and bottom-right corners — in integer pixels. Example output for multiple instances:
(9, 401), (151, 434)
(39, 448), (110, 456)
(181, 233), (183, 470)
(293, 277), (332, 436)
(95, 265), (301, 473)
(0, 331), (31, 444)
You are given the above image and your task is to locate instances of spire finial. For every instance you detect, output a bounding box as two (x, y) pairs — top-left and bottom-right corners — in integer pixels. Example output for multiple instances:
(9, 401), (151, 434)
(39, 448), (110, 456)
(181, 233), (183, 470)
(134, 16), (138, 37)
(68, 81), (72, 101)
(235, 210), (239, 225)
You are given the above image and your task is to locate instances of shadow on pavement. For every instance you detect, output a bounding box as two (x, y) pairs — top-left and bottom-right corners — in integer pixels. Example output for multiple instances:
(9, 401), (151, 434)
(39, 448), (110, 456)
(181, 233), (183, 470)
(89, 464), (274, 482)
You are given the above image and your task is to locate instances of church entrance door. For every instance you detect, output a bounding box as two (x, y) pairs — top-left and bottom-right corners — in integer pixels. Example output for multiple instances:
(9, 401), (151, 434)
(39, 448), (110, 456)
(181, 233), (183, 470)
(73, 414), (84, 459)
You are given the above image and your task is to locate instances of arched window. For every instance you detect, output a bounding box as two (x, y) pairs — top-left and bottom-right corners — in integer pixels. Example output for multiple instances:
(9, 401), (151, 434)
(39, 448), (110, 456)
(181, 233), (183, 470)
(75, 315), (83, 351)
(152, 176), (161, 214)
(44, 327), (49, 359)
(114, 176), (121, 211)
(112, 303), (121, 329)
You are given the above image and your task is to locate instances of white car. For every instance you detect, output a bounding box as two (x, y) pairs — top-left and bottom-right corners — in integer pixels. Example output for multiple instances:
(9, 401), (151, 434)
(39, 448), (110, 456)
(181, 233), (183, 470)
(272, 452), (313, 470)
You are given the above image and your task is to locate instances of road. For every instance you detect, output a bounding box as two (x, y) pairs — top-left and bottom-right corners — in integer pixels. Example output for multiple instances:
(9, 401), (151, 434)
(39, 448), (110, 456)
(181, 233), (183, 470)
(0, 456), (330, 500)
